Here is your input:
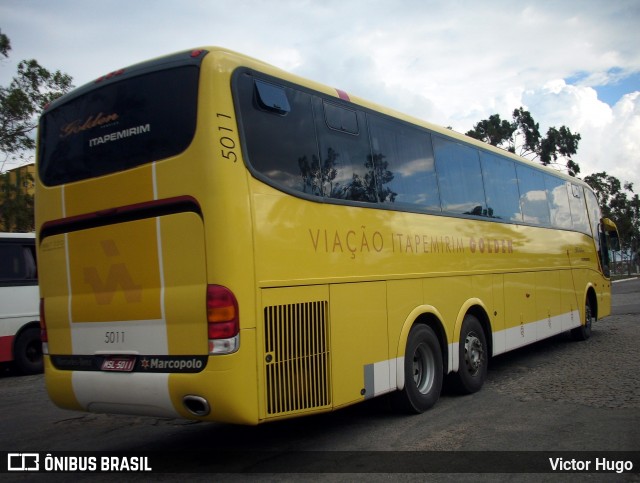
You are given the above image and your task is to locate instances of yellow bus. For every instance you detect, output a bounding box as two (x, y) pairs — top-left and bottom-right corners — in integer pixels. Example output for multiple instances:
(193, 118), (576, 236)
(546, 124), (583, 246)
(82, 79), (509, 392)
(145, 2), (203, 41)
(35, 47), (619, 424)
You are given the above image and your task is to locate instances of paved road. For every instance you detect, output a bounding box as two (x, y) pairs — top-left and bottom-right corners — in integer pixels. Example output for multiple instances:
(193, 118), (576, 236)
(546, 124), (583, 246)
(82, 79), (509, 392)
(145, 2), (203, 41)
(612, 277), (640, 315)
(1, 279), (639, 480)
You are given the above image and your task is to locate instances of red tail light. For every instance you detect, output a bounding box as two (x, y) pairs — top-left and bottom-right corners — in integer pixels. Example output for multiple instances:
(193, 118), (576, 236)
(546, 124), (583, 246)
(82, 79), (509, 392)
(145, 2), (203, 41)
(207, 285), (239, 339)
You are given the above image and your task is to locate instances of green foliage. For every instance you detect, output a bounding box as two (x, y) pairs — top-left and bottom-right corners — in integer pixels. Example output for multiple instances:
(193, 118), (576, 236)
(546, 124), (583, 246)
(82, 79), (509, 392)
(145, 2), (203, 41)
(539, 125), (581, 176)
(466, 106), (581, 176)
(511, 107), (541, 158)
(0, 30), (10, 59)
(1, 36), (74, 162)
(585, 172), (640, 272)
(0, 28), (73, 232)
(465, 114), (515, 150)
(0, 170), (34, 231)
(469, 107), (638, 272)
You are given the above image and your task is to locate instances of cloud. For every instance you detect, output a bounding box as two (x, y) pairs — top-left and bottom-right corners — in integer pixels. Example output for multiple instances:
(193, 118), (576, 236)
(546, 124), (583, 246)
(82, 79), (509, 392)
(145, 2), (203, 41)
(593, 92), (640, 188)
(518, 80), (640, 189)
(0, 0), (638, 188)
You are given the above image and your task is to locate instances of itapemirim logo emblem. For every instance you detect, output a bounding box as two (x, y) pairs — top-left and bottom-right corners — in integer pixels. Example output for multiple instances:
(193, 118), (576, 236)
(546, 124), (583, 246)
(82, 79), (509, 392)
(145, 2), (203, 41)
(83, 240), (142, 305)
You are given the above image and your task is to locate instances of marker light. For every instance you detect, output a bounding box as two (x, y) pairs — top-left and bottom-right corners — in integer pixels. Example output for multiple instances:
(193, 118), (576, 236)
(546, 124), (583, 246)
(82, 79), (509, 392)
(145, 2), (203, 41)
(39, 298), (49, 355)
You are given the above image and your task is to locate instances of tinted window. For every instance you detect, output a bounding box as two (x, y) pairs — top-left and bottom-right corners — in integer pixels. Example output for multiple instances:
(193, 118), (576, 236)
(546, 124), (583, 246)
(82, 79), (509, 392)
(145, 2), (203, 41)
(585, 188), (605, 269)
(39, 66), (200, 186)
(433, 137), (486, 216)
(313, 98), (375, 202)
(585, 188), (602, 244)
(324, 101), (358, 134)
(235, 70), (598, 237)
(236, 74), (319, 193)
(369, 115), (440, 210)
(545, 175), (572, 229)
(480, 152), (522, 221)
(255, 80), (291, 114)
(569, 184), (590, 234)
(516, 165), (550, 225)
(0, 241), (37, 284)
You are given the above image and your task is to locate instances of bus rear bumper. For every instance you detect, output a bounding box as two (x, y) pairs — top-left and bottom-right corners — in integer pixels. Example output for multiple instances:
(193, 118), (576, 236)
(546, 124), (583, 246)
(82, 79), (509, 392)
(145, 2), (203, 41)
(73, 371), (179, 418)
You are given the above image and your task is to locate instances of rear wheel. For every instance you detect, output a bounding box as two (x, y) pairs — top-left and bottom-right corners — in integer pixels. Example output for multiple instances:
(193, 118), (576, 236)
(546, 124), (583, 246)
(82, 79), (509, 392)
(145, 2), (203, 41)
(450, 314), (488, 394)
(391, 324), (443, 414)
(571, 299), (593, 341)
(14, 327), (43, 375)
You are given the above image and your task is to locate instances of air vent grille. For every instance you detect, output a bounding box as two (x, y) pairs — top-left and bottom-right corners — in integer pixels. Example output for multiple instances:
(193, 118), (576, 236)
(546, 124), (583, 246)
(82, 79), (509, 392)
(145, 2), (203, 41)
(264, 301), (330, 416)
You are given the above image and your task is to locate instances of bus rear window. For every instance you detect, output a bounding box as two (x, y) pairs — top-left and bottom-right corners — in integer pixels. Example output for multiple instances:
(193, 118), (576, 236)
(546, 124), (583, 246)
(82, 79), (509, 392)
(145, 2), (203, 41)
(39, 66), (199, 186)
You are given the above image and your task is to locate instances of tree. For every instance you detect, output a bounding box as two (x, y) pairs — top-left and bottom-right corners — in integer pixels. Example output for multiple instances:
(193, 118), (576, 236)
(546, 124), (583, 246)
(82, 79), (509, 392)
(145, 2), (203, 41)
(468, 107), (638, 273)
(538, 125), (581, 176)
(466, 107), (581, 176)
(0, 29), (73, 232)
(0, 169), (34, 231)
(464, 114), (515, 150)
(584, 172), (640, 275)
(0, 28), (73, 172)
(0, 30), (10, 58)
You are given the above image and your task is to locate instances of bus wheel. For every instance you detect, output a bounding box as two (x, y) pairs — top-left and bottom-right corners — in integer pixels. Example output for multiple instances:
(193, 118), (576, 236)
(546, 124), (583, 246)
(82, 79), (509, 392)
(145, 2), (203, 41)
(571, 299), (593, 341)
(392, 324), (443, 414)
(14, 327), (44, 375)
(450, 314), (487, 394)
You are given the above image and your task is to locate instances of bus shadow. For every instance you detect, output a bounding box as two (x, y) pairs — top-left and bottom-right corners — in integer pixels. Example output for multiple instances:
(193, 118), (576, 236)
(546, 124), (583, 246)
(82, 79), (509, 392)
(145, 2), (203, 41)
(119, 331), (593, 455)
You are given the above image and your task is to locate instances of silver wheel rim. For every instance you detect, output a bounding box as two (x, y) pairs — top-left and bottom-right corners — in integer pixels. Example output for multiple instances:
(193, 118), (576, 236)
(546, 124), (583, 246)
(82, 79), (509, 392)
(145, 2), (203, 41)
(413, 342), (436, 394)
(464, 331), (484, 376)
(585, 304), (593, 331)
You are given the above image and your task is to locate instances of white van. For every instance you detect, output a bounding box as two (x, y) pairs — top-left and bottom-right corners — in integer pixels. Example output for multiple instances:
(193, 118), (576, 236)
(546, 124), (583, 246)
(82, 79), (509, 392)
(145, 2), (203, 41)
(0, 233), (42, 374)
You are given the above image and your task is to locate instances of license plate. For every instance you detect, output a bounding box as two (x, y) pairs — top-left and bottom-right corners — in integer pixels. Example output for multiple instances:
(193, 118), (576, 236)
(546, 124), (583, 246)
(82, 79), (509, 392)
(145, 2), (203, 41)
(101, 355), (136, 372)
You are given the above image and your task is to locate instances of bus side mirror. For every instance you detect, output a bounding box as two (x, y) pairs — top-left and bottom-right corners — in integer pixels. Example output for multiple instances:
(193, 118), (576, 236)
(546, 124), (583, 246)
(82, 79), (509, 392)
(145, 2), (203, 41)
(602, 217), (620, 251)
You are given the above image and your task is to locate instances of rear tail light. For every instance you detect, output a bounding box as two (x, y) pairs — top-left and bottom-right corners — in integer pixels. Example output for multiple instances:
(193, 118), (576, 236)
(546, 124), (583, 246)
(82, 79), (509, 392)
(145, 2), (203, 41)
(39, 298), (49, 355)
(206, 285), (239, 354)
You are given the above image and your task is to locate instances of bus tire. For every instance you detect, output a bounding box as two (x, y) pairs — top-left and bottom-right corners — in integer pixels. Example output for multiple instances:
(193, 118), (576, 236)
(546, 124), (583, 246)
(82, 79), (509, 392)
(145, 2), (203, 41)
(450, 314), (487, 394)
(392, 324), (443, 414)
(571, 299), (593, 341)
(14, 327), (44, 375)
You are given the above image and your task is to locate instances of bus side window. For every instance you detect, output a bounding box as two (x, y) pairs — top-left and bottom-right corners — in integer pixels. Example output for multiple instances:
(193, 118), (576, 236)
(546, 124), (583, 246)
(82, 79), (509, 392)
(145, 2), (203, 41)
(516, 165), (551, 226)
(584, 188), (602, 256)
(544, 175), (572, 229)
(0, 244), (25, 282)
(236, 73), (319, 194)
(24, 245), (37, 280)
(569, 183), (590, 234)
(479, 151), (521, 221)
(368, 114), (440, 211)
(433, 136), (487, 217)
(314, 98), (375, 203)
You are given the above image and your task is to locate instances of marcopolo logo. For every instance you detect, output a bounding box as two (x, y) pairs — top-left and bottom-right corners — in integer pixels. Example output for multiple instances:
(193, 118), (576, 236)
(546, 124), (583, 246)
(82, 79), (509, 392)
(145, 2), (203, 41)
(139, 356), (206, 373)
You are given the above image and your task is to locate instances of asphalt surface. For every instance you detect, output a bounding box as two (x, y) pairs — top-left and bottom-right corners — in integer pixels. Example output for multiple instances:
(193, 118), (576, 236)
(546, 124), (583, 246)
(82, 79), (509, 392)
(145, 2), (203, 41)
(0, 278), (638, 481)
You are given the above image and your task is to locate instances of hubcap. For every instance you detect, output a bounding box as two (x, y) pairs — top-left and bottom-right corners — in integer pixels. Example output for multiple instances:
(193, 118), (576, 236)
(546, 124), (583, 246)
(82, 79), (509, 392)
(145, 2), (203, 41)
(464, 331), (484, 376)
(585, 304), (593, 331)
(412, 342), (436, 394)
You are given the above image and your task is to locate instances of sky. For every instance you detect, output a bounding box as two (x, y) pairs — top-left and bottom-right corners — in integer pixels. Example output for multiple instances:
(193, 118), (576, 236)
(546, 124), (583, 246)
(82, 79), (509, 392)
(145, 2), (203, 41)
(1, 0), (639, 190)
